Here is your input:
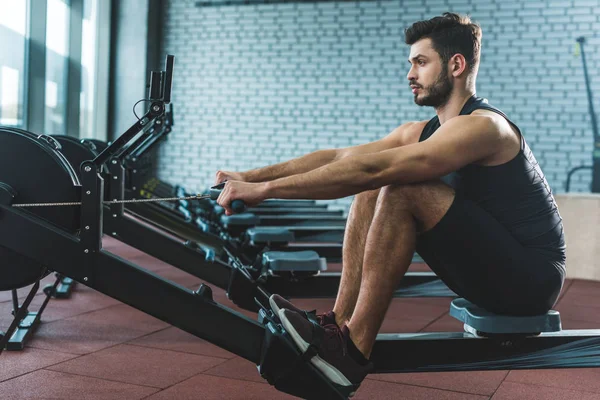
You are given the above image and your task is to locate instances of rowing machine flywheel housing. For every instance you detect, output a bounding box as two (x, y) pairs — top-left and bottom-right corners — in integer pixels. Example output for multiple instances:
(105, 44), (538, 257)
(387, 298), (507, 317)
(0, 128), (81, 290)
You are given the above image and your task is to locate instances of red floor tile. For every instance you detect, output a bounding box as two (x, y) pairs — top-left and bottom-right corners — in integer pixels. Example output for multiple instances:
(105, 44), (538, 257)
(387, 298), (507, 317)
(26, 286), (120, 323)
(560, 318), (600, 330)
(421, 314), (464, 332)
(27, 304), (169, 355)
(354, 378), (488, 399)
(144, 373), (296, 400)
(0, 347), (76, 382)
(379, 298), (449, 333)
(48, 343), (227, 389)
(555, 280), (600, 311)
(505, 368), (600, 394)
(368, 370), (508, 396)
(203, 356), (264, 383)
(129, 326), (236, 359)
(561, 279), (600, 299)
(554, 302), (600, 324)
(0, 369), (158, 400)
(491, 381), (600, 400)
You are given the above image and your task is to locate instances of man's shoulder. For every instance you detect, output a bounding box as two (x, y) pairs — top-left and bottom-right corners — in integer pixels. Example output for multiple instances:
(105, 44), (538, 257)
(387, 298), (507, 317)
(395, 120), (430, 145)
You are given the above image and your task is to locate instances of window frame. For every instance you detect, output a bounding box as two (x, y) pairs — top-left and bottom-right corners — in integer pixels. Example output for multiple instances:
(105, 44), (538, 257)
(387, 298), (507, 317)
(17, 0), (110, 140)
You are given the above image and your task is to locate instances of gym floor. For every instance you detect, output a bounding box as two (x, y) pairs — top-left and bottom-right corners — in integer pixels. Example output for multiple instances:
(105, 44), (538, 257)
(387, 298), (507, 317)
(0, 237), (598, 400)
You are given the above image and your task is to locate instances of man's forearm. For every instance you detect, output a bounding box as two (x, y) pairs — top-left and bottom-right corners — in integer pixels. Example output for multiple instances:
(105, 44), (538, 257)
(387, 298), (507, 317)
(243, 149), (339, 182)
(263, 144), (426, 200)
(264, 155), (377, 200)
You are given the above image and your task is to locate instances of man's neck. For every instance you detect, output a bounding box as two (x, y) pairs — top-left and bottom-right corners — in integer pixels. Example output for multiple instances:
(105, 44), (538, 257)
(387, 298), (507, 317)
(435, 89), (476, 125)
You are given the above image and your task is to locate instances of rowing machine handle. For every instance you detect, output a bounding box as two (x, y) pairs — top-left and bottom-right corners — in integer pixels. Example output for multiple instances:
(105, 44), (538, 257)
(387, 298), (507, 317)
(209, 183), (247, 213)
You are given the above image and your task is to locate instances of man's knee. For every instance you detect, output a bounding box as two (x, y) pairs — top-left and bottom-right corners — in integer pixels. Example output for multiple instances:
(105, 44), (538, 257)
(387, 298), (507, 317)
(379, 181), (452, 201)
(354, 188), (380, 206)
(377, 181), (455, 214)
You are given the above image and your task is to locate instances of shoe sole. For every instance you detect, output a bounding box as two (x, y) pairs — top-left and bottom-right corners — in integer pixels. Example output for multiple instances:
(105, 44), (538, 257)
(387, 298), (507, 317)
(269, 296), (283, 318)
(270, 296), (305, 322)
(278, 308), (355, 395)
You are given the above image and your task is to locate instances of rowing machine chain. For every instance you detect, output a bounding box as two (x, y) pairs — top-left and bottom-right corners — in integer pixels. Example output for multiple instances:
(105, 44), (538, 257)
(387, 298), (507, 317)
(12, 194), (210, 208)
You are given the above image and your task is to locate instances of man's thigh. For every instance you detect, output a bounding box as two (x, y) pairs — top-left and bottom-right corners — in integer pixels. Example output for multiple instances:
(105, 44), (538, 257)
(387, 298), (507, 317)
(414, 191), (562, 315)
(379, 180), (455, 233)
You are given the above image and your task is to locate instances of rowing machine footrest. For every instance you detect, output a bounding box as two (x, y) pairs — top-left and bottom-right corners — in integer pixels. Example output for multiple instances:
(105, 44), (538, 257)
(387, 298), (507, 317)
(220, 213), (260, 228)
(248, 227), (294, 245)
(262, 251), (327, 272)
(194, 284), (214, 302)
(449, 298), (561, 335)
(258, 309), (355, 400)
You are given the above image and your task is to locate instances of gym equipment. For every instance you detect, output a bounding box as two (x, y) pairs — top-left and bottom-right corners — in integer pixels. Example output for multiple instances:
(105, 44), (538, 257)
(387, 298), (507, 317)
(51, 133), (452, 305)
(94, 111), (349, 245)
(565, 36), (599, 192)
(2, 55), (600, 400)
(0, 277), (62, 350)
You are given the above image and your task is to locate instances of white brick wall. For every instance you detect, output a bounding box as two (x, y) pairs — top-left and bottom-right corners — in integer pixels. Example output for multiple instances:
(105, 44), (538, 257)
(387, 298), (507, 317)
(158, 0), (600, 212)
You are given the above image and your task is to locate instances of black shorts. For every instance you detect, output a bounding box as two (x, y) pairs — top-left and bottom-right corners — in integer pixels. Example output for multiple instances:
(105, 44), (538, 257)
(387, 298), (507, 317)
(416, 192), (565, 316)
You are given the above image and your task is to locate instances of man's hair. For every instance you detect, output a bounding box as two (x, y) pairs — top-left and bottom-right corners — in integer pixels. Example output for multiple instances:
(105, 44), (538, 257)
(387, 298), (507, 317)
(405, 13), (482, 73)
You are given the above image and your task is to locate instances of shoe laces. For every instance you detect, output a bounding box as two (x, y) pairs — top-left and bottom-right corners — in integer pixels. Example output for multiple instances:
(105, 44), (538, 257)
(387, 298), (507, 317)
(316, 311), (335, 326)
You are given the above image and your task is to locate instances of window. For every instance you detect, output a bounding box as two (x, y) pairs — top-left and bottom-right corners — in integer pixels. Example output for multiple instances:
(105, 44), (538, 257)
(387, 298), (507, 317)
(0, 0), (28, 126)
(44, 0), (70, 135)
(80, 0), (97, 138)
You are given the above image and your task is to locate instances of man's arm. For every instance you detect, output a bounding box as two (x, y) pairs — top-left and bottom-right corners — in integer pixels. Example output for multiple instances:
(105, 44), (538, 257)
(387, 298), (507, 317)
(220, 121), (424, 183)
(262, 115), (505, 199)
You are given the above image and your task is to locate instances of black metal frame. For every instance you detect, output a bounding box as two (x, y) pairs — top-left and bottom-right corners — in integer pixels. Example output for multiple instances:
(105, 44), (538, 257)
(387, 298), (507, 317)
(370, 330), (600, 373)
(575, 37), (600, 193)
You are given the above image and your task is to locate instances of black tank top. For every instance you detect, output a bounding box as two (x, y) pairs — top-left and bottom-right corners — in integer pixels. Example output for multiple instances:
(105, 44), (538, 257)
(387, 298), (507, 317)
(419, 96), (566, 263)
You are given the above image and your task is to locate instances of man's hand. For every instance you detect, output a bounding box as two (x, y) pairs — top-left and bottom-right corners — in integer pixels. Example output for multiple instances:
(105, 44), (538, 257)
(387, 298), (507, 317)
(215, 170), (245, 185)
(217, 181), (269, 215)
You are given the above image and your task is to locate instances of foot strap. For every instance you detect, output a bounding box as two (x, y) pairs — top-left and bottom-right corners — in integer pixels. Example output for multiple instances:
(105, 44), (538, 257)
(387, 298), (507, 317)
(300, 320), (324, 363)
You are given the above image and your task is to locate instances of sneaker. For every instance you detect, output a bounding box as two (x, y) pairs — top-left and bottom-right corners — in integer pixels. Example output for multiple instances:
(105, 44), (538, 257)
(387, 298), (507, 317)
(278, 308), (373, 396)
(269, 294), (337, 326)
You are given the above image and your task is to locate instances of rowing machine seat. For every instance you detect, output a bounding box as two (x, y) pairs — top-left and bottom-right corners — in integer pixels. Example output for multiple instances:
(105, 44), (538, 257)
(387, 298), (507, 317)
(220, 213), (259, 228)
(248, 227), (294, 245)
(262, 251), (327, 272)
(450, 298), (561, 335)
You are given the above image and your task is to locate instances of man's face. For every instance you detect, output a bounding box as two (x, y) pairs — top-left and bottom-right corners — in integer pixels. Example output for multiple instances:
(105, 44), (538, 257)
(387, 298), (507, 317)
(407, 38), (453, 108)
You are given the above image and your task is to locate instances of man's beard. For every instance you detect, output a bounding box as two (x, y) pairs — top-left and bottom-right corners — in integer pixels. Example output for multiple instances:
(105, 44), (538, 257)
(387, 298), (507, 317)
(413, 65), (453, 108)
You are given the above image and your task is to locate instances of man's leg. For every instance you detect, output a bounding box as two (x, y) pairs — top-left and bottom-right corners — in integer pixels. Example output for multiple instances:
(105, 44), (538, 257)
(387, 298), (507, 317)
(347, 181), (455, 358)
(332, 189), (380, 326)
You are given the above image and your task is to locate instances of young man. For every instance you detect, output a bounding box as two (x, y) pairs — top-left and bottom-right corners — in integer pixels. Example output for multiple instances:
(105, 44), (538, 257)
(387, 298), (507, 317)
(215, 13), (566, 395)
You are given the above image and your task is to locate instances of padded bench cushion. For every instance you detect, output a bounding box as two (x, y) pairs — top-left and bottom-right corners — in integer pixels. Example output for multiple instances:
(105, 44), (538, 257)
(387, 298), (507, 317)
(262, 251), (327, 272)
(220, 213), (260, 227)
(449, 298), (561, 334)
(248, 227), (295, 244)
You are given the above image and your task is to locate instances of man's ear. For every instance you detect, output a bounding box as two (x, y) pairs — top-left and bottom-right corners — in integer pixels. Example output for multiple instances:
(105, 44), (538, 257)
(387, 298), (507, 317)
(450, 53), (468, 77)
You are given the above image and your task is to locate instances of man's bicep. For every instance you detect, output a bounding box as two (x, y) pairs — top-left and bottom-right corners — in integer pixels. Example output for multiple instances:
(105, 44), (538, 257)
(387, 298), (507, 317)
(424, 116), (503, 174)
(337, 121), (426, 159)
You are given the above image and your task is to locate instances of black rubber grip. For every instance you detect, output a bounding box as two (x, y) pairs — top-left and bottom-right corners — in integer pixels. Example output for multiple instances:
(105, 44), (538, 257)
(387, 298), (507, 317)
(231, 200), (247, 213)
(209, 184), (247, 213)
